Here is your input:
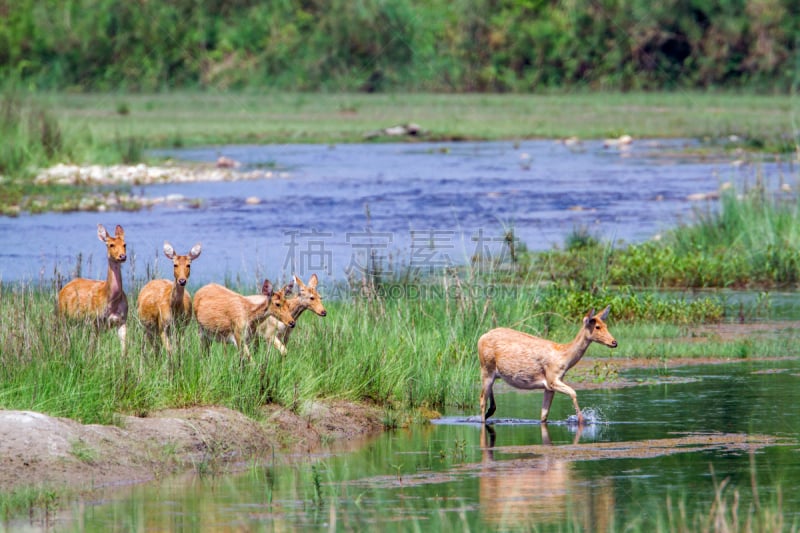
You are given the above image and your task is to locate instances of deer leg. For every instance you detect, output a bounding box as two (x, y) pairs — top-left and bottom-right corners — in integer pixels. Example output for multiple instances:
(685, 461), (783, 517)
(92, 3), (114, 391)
(117, 323), (127, 357)
(161, 327), (172, 355)
(199, 329), (211, 355)
(234, 330), (251, 360)
(541, 389), (556, 422)
(550, 379), (583, 424)
(272, 336), (287, 356)
(480, 372), (497, 422)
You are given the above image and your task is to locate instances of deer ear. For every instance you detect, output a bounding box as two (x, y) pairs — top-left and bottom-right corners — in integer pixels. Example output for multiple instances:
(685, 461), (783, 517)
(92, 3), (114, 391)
(189, 243), (202, 260)
(282, 277), (295, 295)
(600, 305), (611, 321)
(262, 279), (273, 298)
(163, 242), (176, 259)
(308, 273), (319, 288)
(294, 274), (306, 289)
(115, 225), (125, 237)
(97, 224), (109, 242)
(583, 308), (595, 326)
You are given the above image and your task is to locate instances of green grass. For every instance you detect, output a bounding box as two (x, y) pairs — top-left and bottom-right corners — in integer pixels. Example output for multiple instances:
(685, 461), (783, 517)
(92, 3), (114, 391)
(532, 178), (800, 290)
(0, 485), (61, 524)
(4, 89), (797, 216)
(0, 273), (788, 426)
(27, 91), (799, 149)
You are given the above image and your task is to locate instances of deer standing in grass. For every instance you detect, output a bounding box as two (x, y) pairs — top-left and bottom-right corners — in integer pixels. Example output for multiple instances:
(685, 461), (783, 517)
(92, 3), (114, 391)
(136, 242), (202, 354)
(246, 273), (327, 355)
(57, 224), (129, 356)
(479, 306), (617, 425)
(193, 279), (295, 359)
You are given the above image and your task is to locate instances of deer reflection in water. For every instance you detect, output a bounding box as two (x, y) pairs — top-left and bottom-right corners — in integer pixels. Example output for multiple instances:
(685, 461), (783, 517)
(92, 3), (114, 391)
(479, 424), (615, 531)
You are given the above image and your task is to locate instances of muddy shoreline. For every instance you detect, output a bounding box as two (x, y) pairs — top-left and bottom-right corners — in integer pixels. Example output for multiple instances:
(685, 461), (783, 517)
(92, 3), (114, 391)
(3, 347), (792, 500)
(0, 400), (384, 498)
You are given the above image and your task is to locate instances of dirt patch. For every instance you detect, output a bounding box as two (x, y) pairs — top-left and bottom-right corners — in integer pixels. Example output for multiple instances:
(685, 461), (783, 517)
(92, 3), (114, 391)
(495, 432), (791, 460)
(0, 400), (384, 496)
(344, 432), (793, 491)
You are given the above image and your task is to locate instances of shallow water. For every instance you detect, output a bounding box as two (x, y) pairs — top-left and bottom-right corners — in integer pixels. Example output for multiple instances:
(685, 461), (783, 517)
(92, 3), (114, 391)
(47, 360), (800, 531)
(1, 139), (791, 285)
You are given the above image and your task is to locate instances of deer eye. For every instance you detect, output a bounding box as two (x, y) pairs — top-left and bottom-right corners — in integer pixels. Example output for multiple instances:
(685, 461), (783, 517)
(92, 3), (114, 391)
(595, 325), (601, 329)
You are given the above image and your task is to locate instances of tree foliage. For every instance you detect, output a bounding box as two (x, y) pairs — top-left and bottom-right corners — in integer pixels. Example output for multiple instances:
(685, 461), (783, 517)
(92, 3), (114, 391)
(1, 0), (797, 91)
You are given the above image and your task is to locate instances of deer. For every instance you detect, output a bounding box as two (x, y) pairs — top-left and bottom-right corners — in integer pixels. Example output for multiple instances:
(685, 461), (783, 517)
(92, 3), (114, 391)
(478, 306), (617, 425)
(192, 279), (295, 359)
(136, 242), (202, 354)
(246, 273), (327, 355)
(57, 224), (129, 356)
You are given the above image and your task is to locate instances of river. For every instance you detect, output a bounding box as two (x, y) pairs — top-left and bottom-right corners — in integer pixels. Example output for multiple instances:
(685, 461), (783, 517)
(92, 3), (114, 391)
(1, 138), (787, 287)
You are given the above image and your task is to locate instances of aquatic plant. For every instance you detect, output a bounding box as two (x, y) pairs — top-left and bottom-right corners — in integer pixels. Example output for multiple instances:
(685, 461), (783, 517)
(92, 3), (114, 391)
(536, 180), (800, 290)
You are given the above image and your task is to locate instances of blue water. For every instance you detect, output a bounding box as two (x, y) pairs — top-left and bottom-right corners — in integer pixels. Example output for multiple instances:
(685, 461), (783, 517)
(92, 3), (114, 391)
(0, 139), (790, 286)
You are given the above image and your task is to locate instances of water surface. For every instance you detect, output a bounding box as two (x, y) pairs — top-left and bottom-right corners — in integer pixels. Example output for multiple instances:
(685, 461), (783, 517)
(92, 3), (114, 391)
(1, 139), (786, 285)
(51, 360), (800, 531)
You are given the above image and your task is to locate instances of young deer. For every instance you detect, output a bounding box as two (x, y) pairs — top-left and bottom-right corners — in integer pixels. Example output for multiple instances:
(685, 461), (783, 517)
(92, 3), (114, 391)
(136, 242), (202, 354)
(193, 279), (295, 359)
(246, 273), (327, 355)
(478, 306), (617, 425)
(57, 224), (129, 356)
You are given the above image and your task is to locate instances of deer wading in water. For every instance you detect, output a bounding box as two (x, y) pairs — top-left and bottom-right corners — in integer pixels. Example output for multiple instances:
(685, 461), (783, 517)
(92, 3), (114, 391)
(478, 306), (618, 425)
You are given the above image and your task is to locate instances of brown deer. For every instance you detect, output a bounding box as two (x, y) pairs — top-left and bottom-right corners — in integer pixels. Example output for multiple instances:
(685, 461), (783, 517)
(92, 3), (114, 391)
(193, 279), (295, 359)
(478, 306), (617, 425)
(136, 242), (202, 354)
(246, 273), (327, 354)
(57, 224), (129, 356)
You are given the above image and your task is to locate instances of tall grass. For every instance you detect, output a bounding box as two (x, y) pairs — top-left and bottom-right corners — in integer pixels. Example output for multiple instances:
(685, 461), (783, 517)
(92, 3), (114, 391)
(0, 91), (67, 178)
(665, 180), (800, 286)
(0, 269), (777, 426)
(537, 179), (800, 289)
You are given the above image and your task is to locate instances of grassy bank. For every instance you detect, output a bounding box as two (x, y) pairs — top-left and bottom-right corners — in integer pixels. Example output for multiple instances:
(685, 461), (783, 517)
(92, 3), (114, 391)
(2, 89), (797, 215)
(27, 90), (800, 148)
(0, 272), (791, 427)
(534, 179), (800, 290)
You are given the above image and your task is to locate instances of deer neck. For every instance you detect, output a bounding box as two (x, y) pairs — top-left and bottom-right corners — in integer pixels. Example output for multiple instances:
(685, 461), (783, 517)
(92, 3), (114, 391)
(251, 298), (272, 323)
(288, 299), (307, 320)
(170, 281), (186, 310)
(562, 328), (592, 369)
(105, 259), (125, 303)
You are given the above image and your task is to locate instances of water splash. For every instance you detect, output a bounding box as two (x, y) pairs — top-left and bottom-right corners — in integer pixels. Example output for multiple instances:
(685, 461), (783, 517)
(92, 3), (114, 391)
(566, 407), (606, 426)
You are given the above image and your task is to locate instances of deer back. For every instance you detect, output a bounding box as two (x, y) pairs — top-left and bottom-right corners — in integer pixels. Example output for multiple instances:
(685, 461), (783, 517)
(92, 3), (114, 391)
(193, 283), (253, 336)
(479, 328), (562, 384)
